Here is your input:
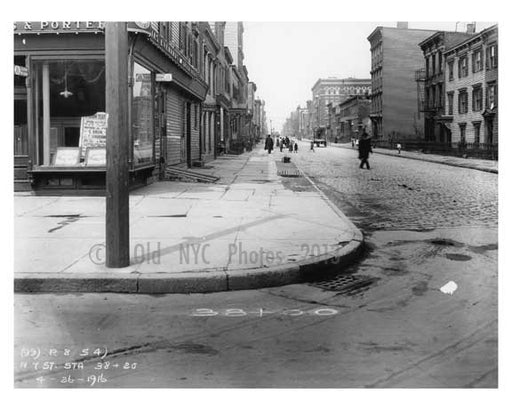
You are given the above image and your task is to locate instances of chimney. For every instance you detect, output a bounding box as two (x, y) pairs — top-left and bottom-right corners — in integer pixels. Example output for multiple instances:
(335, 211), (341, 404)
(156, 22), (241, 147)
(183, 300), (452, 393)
(397, 22), (408, 29)
(466, 23), (476, 34)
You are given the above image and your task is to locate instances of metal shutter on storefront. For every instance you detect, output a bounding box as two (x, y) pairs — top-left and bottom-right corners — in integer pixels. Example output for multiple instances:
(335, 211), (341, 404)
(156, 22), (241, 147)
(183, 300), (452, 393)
(166, 89), (183, 165)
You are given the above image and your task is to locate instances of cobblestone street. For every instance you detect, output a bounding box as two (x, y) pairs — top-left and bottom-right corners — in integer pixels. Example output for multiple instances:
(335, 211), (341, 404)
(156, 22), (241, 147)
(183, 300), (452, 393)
(292, 142), (498, 232)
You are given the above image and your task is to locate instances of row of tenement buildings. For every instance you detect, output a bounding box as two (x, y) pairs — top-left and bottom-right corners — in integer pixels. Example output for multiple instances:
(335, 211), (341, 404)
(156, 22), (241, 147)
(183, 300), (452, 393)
(14, 22), (268, 193)
(283, 22), (498, 158)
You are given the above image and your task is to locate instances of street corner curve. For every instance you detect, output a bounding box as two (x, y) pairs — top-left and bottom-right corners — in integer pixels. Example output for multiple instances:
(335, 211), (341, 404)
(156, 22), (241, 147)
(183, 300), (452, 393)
(227, 263), (302, 291)
(226, 238), (365, 291)
(298, 238), (365, 278)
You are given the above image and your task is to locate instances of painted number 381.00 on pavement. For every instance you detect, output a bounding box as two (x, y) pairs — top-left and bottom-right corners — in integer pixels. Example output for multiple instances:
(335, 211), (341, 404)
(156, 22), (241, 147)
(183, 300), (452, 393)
(191, 308), (339, 317)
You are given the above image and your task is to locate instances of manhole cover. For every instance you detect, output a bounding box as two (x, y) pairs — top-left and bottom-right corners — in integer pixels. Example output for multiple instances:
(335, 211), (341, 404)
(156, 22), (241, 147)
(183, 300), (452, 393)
(309, 274), (378, 295)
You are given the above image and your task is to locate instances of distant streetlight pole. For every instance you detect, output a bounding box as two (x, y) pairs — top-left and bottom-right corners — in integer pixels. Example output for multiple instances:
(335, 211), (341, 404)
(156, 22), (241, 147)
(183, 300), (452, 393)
(105, 22), (130, 268)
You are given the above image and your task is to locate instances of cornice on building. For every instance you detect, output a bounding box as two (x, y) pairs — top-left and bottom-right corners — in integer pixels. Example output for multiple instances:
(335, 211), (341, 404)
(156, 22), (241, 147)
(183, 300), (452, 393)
(444, 24), (498, 55)
(367, 26), (383, 43)
(199, 22), (221, 53)
(369, 25), (438, 44)
(231, 65), (241, 81)
(419, 31), (445, 49)
(224, 46), (233, 65)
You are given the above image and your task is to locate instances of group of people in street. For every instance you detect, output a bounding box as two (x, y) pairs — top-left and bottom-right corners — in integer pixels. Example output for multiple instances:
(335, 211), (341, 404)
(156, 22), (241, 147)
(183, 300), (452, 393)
(263, 129), (400, 172)
(265, 135), (298, 154)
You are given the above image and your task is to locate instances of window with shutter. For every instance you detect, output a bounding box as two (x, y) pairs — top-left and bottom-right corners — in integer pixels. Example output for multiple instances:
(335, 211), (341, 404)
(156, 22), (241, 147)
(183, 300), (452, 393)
(448, 61), (454, 81)
(472, 49), (482, 72)
(458, 56), (468, 78)
(447, 92), (454, 115)
(490, 45), (497, 68)
(487, 83), (496, 108)
(458, 90), (468, 114)
(472, 86), (482, 111)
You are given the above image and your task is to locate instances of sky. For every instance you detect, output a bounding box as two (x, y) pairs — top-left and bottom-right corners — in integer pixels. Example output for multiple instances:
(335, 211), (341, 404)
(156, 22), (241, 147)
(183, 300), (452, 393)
(243, 21), (497, 132)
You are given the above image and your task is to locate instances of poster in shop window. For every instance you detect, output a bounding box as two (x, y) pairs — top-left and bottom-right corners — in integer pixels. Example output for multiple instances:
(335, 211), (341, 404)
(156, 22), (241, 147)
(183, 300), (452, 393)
(84, 147), (106, 166)
(52, 147), (81, 166)
(79, 112), (108, 152)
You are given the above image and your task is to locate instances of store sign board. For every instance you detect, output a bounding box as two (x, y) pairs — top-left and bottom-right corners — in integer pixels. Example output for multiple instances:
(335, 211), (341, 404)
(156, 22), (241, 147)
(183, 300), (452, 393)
(79, 112), (108, 151)
(53, 147), (81, 167)
(14, 65), (28, 77)
(156, 73), (172, 82)
(135, 73), (151, 82)
(148, 30), (195, 77)
(85, 147), (106, 166)
(14, 21), (105, 33)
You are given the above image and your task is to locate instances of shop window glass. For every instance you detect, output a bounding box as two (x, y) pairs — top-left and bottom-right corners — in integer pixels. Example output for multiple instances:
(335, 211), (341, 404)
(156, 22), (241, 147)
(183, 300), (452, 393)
(32, 59), (105, 166)
(132, 62), (154, 165)
(14, 56), (28, 155)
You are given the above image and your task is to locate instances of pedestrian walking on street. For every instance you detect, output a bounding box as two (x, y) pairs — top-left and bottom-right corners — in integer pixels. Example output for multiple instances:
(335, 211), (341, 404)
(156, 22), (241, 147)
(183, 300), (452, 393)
(289, 141), (294, 153)
(397, 142), (402, 154)
(358, 130), (372, 170)
(280, 138), (284, 152)
(310, 140), (315, 152)
(294, 142), (298, 153)
(265, 134), (274, 154)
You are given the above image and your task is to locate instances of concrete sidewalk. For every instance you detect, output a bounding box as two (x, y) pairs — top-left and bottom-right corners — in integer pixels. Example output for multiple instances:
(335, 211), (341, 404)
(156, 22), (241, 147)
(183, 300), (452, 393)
(331, 142), (498, 174)
(14, 145), (363, 294)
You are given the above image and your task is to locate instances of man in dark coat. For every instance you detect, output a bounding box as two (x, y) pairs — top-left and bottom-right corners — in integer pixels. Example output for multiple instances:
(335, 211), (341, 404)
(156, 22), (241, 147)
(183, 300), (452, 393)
(358, 130), (372, 169)
(265, 134), (274, 154)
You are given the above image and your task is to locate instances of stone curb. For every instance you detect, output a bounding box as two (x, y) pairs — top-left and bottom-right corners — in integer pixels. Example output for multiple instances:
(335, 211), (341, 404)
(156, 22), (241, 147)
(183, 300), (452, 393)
(332, 144), (498, 174)
(14, 239), (364, 294)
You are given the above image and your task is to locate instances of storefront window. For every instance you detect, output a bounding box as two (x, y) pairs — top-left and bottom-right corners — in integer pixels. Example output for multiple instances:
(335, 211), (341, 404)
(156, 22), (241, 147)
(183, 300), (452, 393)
(132, 62), (154, 165)
(32, 59), (105, 166)
(14, 56), (28, 156)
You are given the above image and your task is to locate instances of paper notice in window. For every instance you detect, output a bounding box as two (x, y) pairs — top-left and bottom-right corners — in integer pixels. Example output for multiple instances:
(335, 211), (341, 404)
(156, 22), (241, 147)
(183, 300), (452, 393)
(79, 112), (108, 151)
(85, 147), (106, 166)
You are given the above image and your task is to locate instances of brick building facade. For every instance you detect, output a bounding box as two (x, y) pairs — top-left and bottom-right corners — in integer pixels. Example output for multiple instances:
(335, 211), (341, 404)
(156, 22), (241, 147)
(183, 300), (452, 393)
(311, 77), (371, 134)
(418, 29), (474, 144)
(336, 95), (371, 142)
(368, 24), (438, 144)
(444, 24), (498, 155)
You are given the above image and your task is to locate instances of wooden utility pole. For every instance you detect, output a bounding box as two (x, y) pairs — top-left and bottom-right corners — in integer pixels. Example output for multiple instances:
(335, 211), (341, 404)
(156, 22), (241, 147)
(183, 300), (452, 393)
(105, 22), (130, 268)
